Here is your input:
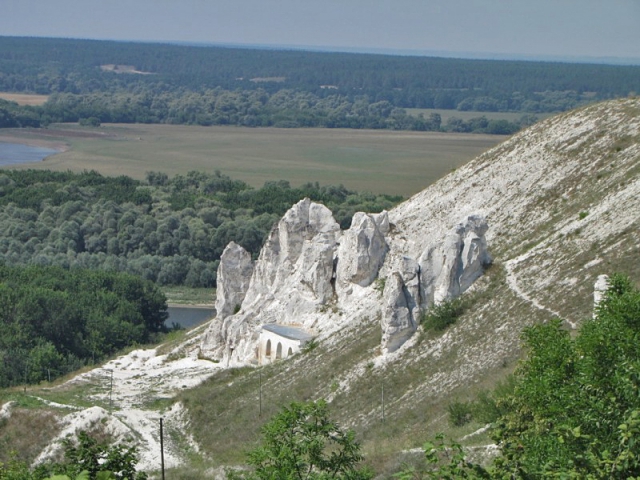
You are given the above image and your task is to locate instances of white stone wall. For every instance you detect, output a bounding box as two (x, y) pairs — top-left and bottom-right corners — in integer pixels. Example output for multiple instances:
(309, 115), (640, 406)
(257, 331), (302, 364)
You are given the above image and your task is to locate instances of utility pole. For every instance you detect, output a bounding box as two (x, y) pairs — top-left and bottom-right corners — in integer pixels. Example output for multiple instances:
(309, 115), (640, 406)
(259, 370), (262, 417)
(160, 418), (166, 480)
(109, 370), (113, 412)
(381, 384), (385, 423)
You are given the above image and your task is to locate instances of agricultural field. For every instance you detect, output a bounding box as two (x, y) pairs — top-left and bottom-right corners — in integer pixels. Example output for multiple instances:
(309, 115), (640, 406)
(0, 124), (505, 196)
(406, 107), (553, 123)
(0, 92), (49, 106)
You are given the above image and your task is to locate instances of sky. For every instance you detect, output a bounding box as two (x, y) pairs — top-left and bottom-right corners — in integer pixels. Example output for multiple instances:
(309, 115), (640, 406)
(2, 0), (640, 63)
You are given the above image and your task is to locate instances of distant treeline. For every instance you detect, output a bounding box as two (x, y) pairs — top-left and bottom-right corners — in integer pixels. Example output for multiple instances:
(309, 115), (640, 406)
(1, 36), (639, 132)
(2, 89), (524, 134)
(0, 264), (167, 387)
(0, 169), (400, 288)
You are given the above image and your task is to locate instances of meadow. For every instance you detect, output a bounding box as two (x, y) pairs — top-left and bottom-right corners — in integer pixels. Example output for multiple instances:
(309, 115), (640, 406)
(406, 107), (553, 123)
(0, 124), (504, 196)
(0, 92), (49, 106)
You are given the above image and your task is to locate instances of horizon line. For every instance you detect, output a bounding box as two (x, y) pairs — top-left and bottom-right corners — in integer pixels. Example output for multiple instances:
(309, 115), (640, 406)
(4, 34), (640, 67)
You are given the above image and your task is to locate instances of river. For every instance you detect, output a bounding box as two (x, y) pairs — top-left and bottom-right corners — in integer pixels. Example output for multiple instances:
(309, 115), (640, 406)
(166, 305), (216, 329)
(0, 141), (59, 166)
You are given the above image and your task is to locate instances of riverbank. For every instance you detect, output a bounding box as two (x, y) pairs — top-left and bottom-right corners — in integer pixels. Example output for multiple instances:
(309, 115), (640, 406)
(0, 130), (69, 155)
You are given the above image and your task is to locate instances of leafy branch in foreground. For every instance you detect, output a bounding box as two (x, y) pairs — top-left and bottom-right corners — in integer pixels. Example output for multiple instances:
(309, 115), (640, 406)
(229, 399), (372, 480)
(401, 273), (640, 478)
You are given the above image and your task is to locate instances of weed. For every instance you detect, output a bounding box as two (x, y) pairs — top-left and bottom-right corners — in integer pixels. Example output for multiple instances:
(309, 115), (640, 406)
(374, 277), (386, 295)
(302, 339), (319, 354)
(421, 298), (468, 332)
(447, 400), (473, 427)
(579, 211), (589, 220)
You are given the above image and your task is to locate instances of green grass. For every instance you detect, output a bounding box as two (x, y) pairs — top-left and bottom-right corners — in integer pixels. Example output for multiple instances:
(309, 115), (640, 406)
(406, 108), (553, 123)
(162, 286), (215, 305)
(0, 124), (504, 197)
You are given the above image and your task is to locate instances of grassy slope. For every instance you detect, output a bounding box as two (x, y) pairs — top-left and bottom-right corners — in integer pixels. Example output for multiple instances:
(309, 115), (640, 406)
(1, 100), (639, 476)
(0, 124), (504, 197)
(173, 99), (640, 475)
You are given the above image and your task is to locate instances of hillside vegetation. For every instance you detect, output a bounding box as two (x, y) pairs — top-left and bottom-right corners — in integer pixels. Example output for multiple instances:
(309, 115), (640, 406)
(0, 169), (399, 288)
(0, 265), (167, 387)
(0, 99), (638, 477)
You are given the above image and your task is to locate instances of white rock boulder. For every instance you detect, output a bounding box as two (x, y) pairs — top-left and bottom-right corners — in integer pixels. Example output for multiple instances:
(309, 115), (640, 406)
(215, 242), (254, 319)
(419, 215), (491, 306)
(381, 272), (417, 353)
(336, 212), (389, 290)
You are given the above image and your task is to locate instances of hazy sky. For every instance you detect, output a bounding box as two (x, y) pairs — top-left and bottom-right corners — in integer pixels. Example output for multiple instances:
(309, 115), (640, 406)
(2, 0), (640, 61)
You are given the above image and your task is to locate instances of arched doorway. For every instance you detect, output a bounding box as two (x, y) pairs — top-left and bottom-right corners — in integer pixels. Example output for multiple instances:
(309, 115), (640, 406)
(276, 342), (282, 360)
(266, 339), (272, 359)
(287, 347), (293, 357)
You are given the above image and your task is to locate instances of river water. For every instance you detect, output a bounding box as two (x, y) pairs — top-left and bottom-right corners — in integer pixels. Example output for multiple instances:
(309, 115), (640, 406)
(166, 305), (216, 329)
(0, 142), (59, 166)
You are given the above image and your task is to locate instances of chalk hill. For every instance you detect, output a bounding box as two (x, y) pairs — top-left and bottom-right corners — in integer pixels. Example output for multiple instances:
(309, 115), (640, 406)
(2, 98), (639, 474)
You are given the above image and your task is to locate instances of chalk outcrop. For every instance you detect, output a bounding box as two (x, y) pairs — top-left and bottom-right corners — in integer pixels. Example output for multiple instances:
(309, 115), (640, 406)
(214, 242), (254, 319)
(201, 199), (343, 363)
(379, 216), (491, 353)
(201, 196), (491, 362)
(593, 274), (610, 318)
(381, 272), (416, 353)
(336, 212), (389, 291)
(419, 215), (491, 306)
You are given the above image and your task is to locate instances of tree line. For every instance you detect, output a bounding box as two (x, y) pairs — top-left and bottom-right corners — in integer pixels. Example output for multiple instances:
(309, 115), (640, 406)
(1, 36), (638, 109)
(0, 169), (400, 289)
(1, 36), (639, 133)
(2, 89), (524, 134)
(0, 264), (168, 387)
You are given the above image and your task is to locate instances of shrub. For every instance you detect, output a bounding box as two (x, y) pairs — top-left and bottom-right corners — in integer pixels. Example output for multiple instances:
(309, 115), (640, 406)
(421, 298), (467, 332)
(447, 400), (473, 427)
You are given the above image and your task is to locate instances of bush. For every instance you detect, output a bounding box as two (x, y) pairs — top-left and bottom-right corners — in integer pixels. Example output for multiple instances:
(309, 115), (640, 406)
(447, 400), (473, 427)
(421, 298), (467, 332)
(231, 400), (372, 480)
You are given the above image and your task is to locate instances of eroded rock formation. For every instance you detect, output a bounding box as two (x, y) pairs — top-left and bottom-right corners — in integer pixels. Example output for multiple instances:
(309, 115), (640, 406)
(201, 201), (490, 362)
(335, 211), (389, 290)
(214, 242), (253, 319)
(380, 215), (491, 353)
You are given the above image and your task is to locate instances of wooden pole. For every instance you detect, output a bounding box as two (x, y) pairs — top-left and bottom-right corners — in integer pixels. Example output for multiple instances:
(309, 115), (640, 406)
(259, 370), (262, 417)
(109, 370), (113, 412)
(160, 418), (166, 480)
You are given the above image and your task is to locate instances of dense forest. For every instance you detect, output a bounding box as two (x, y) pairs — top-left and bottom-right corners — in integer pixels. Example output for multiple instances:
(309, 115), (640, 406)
(0, 92), (525, 133)
(0, 264), (167, 387)
(0, 169), (400, 288)
(0, 36), (639, 131)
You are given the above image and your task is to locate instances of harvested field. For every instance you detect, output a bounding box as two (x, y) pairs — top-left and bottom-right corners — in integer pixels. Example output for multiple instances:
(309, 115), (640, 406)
(0, 124), (505, 196)
(0, 92), (49, 106)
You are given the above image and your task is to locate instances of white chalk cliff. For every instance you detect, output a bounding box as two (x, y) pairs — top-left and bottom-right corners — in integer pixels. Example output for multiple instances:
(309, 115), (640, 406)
(201, 196), (491, 362)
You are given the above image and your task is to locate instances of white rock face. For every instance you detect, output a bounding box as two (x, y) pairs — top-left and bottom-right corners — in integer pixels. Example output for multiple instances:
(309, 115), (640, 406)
(419, 215), (491, 306)
(201, 198), (342, 363)
(593, 274), (610, 318)
(380, 216), (490, 352)
(336, 212), (389, 290)
(215, 242), (253, 319)
(202, 194), (490, 362)
(381, 272), (416, 353)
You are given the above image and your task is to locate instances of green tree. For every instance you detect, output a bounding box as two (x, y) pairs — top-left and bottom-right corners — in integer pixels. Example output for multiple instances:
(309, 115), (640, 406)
(36, 431), (147, 480)
(398, 273), (640, 479)
(491, 274), (640, 478)
(235, 400), (372, 480)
